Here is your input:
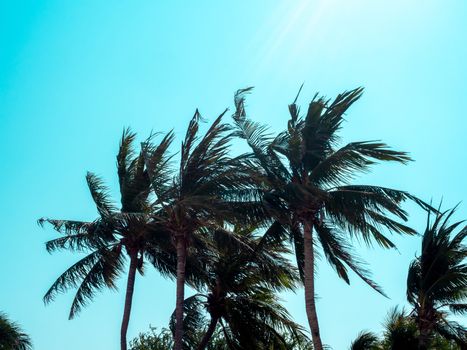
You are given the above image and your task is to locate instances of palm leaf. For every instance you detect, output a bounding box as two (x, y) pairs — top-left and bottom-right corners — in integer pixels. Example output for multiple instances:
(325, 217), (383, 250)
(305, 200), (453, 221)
(314, 222), (387, 296)
(310, 141), (411, 187)
(68, 245), (125, 318)
(86, 172), (117, 216)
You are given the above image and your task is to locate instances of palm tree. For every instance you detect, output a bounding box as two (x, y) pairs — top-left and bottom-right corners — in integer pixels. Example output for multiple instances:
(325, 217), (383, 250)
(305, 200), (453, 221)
(233, 87), (432, 350)
(351, 307), (463, 350)
(170, 224), (307, 350)
(130, 328), (175, 350)
(0, 312), (32, 350)
(142, 111), (260, 350)
(407, 207), (467, 349)
(39, 129), (177, 350)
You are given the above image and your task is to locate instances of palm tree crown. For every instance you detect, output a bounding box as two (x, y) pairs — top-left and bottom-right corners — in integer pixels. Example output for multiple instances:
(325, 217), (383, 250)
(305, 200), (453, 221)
(407, 207), (467, 349)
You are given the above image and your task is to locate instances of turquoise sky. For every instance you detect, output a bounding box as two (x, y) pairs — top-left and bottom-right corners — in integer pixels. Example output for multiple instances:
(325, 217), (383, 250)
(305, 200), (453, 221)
(1, 1), (466, 349)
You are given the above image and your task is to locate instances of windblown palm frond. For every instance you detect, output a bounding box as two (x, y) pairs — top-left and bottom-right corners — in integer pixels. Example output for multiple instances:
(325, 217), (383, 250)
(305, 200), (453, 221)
(43, 245), (125, 317)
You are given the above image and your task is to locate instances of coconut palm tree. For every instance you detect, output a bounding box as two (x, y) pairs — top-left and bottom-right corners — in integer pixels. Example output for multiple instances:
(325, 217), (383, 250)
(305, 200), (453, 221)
(39, 129), (177, 350)
(232, 87), (432, 350)
(0, 312), (32, 350)
(142, 111), (261, 350)
(169, 224), (306, 350)
(407, 207), (467, 349)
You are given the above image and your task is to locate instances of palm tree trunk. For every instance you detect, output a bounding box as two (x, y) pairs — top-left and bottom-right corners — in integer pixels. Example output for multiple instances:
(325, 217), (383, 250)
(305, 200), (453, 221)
(196, 317), (218, 350)
(303, 220), (324, 350)
(418, 329), (430, 350)
(174, 238), (187, 350)
(121, 252), (138, 350)
(417, 317), (430, 350)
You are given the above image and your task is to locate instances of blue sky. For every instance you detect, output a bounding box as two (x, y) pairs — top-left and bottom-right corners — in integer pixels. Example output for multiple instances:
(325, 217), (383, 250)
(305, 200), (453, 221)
(1, 1), (466, 349)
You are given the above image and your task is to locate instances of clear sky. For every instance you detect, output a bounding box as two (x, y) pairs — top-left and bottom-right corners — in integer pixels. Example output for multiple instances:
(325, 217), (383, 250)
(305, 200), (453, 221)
(1, 1), (466, 349)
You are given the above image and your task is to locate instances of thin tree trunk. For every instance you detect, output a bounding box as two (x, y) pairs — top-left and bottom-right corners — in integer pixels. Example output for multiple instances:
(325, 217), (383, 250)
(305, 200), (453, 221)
(174, 238), (187, 350)
(303, 220), (324, 350)
(121, 252), (138, 350)
(418, 327), (430, 350)
(417, 315), (430, 350)
(196, 317), (219, 350)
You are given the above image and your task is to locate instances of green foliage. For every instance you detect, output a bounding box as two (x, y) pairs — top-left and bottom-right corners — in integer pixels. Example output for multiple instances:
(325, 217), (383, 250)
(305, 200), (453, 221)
(0, 312), (32, 350)
(129, 327), (228, 350)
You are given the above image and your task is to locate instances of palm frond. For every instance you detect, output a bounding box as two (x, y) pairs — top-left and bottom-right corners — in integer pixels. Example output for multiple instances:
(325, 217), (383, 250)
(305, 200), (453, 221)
(324, 186), (434, 247)
(435, 319), (467, 347)
(68, 245), (125, 319)
(117, 127), (137, 197)
(314, 222), (387, 296)
(38, 218), (93, 235)
(180, 109), (203, 175)
(301, 88), (364, 170)
(169, 294), (206, 350)
(86, 172), (117, 216)
(141, 130), (175, 202)
(310, 141), (411, 187)
(232, 88), (291, 184)
(43, 245), (124, 318)
(449, 303), (467, 315)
